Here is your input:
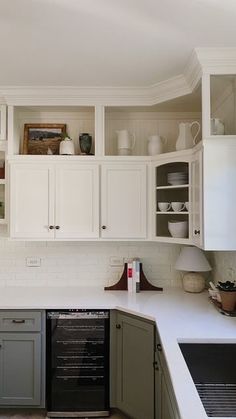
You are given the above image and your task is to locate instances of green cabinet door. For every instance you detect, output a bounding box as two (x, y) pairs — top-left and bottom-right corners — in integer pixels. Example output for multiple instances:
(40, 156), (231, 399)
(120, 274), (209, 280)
(116, 312), (155, 419)
(155, 336), (180, 419)
(0, 333), (41, 405)
(161, 374), (177, 419)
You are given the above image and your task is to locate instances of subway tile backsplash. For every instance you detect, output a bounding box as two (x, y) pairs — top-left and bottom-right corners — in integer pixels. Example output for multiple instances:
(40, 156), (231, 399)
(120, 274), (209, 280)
(211, 251), (236, 284)
(0, 239), (182, 288)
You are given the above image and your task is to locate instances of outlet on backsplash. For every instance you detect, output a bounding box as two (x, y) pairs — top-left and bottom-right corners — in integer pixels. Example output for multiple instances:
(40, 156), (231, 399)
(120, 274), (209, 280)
(109, 256), (124, 267)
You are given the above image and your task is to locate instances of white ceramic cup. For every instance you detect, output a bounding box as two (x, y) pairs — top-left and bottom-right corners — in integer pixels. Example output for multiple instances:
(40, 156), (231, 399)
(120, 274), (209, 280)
(171, 202), (185, 212)
(185, 202), (189, 211)
(158, 202), (171, 212)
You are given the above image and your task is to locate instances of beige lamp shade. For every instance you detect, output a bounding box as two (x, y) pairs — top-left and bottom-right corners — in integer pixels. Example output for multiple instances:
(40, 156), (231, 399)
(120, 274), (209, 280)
(175, 246), (212, 272)
(175, 246), (211, 293)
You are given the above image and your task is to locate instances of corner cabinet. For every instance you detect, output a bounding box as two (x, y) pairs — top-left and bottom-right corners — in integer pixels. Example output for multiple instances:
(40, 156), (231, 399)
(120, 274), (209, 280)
(153, 153), (191, 244)
(9, 162), (99, 239)
(101, 163), (147, 239)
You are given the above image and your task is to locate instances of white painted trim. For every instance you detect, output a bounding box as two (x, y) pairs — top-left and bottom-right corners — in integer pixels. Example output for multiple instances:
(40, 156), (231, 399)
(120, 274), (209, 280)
(0, 76), (190, 106)
(184, 49), (202, 91)
(1, 48), (236, 105)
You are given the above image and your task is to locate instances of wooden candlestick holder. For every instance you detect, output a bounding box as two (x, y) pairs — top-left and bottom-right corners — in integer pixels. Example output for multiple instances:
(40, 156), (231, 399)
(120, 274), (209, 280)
(104, 263), (163, 291)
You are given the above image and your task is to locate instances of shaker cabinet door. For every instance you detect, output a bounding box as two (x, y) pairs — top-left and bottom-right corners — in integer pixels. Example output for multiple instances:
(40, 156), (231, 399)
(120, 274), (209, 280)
(10, 164), (54, 239)
(191, 150), (203, 248)
(0, 333), (41, 406)
(101, 164), (147, 238)
(116, 313), (154, 419)
(55, 164), (99, 238)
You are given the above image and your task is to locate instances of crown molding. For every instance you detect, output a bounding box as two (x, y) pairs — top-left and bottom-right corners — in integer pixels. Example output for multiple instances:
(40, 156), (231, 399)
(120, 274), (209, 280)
(184, 49), (202, 90)
(0, 76), (191, 106)
(1, 48), (236, 105)
(195, 47), (236, 74)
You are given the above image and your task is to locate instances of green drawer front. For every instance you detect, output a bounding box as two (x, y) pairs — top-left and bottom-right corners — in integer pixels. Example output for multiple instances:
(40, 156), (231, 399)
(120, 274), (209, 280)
(0, 311), (42, 332)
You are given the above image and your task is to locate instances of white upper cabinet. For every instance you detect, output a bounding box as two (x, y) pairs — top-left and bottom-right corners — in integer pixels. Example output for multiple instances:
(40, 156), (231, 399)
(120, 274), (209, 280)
(202, 139), (236, 250)
(101, 164), (147, 239)
(10, 163), (54, 239)
(153, 153), (191, 245)
(0, 105), (6, 141)
(191, 149), (203, 248)
(9, 162), (99, 240)
(55, 164), (99, 239)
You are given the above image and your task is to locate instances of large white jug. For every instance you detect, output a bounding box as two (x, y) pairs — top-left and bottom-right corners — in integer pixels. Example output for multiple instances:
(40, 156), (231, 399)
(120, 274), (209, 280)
(147, 135), (166, 155)
(116, 130), (135, 155)
(176, 122), (200, 151)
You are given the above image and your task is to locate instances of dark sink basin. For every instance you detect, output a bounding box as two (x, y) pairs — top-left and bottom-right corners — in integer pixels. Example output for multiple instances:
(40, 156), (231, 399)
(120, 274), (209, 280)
(179, 343), (236, 417)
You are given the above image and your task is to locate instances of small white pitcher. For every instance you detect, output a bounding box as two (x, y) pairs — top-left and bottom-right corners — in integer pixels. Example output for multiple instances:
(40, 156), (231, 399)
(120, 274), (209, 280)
(148, 135), (167, 155)
(116, 130), (135, 155)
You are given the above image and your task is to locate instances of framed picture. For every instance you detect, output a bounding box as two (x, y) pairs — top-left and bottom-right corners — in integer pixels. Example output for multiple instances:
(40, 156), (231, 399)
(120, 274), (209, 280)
(23, 123), (66, 155)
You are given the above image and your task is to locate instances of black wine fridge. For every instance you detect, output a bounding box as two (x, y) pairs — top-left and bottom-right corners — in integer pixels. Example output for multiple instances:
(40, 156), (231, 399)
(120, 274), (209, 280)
(46, 309), (110, 417)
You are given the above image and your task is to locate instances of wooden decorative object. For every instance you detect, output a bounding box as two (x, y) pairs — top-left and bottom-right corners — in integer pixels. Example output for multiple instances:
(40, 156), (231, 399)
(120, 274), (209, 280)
(104, 263), (163, 291)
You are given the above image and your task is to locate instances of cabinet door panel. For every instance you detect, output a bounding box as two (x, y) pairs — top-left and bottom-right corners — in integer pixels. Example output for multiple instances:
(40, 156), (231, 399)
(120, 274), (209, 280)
(191, 150), (203, 247)
(161, 374), (176, 419)
(101, 164), (146, 238)
(10, 164), (54, 239)
(0, 333), (41, 405)
(203, 141), (236, 250)
(116, 313), (154, 419)
(55, 164), (99, 238)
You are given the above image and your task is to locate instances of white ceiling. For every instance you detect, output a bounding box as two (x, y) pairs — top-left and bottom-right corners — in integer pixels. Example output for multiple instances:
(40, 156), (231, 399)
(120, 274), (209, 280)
(1, 0), (236, 87)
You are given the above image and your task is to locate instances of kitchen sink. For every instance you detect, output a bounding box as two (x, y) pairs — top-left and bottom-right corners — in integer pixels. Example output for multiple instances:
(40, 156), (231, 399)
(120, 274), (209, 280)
(179, 343), (236, 417)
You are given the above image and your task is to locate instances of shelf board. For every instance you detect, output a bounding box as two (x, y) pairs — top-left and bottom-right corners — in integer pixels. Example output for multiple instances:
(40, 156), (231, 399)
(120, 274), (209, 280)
(0, 219), (7, 225)
(156, 211), (189, 215)
(0, 179), (6, 185)
(154, 236), (190, 244)
(156, 184), (189, 190)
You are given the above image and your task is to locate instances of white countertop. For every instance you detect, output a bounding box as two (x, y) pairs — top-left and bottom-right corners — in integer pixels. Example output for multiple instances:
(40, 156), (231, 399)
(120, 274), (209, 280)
(1, 285), (236, 419)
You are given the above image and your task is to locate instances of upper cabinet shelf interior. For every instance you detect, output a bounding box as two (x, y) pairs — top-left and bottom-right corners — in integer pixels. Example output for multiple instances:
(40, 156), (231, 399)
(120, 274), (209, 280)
(105, 88), (202, 157)
(7, 106), (95, 156)
(210, 75), (236, 136)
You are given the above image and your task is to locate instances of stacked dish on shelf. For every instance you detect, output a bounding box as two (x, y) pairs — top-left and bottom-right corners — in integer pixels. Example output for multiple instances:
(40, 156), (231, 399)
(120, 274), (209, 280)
(167, 172), (188, 185)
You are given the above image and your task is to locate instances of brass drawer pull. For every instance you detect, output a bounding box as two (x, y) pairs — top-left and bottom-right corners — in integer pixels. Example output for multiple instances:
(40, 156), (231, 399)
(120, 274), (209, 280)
(12, 319), (26, 324)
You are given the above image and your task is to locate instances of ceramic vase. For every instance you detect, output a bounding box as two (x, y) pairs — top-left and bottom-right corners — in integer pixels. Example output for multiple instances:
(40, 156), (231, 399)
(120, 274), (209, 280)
(79, 133), (92, 155)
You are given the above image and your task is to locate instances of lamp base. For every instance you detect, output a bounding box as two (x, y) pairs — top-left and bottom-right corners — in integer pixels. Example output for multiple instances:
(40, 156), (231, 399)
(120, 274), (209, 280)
(182, 272), (205, 293)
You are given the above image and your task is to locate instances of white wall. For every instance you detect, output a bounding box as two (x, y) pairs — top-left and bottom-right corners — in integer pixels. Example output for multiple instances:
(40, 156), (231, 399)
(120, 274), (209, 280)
(0, 238), (182, 288)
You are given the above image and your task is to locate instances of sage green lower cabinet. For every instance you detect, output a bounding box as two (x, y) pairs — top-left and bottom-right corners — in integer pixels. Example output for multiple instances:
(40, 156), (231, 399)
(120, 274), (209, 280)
(155, 333), (180, 419)
(0, 333), (41, 405)
(0, 311), (45, 407)
(116, 312), (155, 419)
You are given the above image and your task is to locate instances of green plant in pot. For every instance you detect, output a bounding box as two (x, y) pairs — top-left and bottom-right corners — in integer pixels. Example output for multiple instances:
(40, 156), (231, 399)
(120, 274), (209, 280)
(217, 281), (236, 312)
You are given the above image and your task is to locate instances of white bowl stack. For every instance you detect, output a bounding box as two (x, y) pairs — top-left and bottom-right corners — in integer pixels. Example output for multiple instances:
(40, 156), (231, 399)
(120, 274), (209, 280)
(167, 172), (188, 185)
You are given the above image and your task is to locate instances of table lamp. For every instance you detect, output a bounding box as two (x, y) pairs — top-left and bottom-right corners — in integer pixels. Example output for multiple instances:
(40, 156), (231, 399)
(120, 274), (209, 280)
(175, 246), (212, 293)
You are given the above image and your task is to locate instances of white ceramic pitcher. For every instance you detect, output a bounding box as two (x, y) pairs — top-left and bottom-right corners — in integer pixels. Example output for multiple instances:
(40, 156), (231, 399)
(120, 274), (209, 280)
(176, 121), (200, 151)
(148, 135), (166, 155)
(116, 130), (135, 155)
